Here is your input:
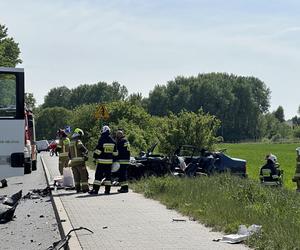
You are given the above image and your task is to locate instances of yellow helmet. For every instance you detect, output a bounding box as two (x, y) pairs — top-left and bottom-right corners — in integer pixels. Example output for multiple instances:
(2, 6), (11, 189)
(74, 128), (84, 136)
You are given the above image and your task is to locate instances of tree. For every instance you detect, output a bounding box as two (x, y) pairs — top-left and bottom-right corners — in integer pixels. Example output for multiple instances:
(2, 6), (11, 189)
(0, 24), (22, 67)
(160, 109), (221, 154)
(292, 116), (300, 126)
(273, 106), (285, 122)
(35, 107), (72, 140)
(43, 82), (128, 109)
(43, 86), (71, 108)
(25, 92), (36, 110)
(147, 73), (270, 141)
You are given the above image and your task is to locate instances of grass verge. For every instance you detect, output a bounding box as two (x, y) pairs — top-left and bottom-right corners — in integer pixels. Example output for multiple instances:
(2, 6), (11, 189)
(132, 175), (300, 250)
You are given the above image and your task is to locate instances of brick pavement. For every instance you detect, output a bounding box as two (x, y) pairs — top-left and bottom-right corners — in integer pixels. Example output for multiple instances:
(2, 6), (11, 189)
(41, 152), (248, 250)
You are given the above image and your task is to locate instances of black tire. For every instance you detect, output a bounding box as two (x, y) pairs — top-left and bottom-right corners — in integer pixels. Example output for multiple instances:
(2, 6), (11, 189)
(32, 160), (37, 171)
(24, 161), (32, 174)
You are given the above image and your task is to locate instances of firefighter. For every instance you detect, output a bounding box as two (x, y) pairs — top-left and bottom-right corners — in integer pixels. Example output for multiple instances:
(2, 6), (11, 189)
(292, 147), (300, 191)
(89, 125), (117, 195)
(68, 128), (89, 193)
(116, 129), (130, 193)
(259, 154), (279, 184)
(56, 129), (70, 175)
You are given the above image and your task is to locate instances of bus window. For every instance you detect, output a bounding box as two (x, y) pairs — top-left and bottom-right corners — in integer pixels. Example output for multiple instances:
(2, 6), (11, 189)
(0, 74), (17, 118)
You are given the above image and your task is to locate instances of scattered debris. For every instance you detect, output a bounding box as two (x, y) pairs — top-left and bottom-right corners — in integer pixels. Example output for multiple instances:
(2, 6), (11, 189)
(0, 190), (22, 223)
(40, 215), (44, 218)
(23, 187), (51, 199)
(3, 190), (22, 206)
(47, 227), (93, 250)
(215, 224), (262, 244)
(102, 226), (108, 229)
(172, 218), (187, 222)
(0, 179), (8, 188)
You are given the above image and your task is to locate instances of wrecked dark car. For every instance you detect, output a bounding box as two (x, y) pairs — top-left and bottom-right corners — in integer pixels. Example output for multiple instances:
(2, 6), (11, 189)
(170, 145), (247, 177)
(126, 143), (169, 180)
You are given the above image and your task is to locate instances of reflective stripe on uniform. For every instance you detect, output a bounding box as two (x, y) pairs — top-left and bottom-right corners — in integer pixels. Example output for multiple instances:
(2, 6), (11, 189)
(104, 180), (111, 185)
(60, 152), (68, 157)
(262, 181), (278, 186)
(71, 157), (84, 162)
(120, 182), (128, 186)
(262, 169), (271, 176)
(272, 175), (279, 179)
(113, 151), (118, 156)
(97, 159), (113, 164)
(94, 149), (101, 155)
(81, 182), (89, 186)
(103, 143), (115, 153)
(93, 180), (102, 186)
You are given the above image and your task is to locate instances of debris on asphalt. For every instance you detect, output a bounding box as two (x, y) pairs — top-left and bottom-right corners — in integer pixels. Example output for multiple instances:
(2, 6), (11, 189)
(39, 215), (44, 218)
(215, 224), (262, 244)
(0, 179), (8, 188)
(172, 218), (187, 222)
(47, 227), (94, 250)
(23, 187), (51, 199)
(2, 190), (22, 206)
(102, 226), (108, 229)
(0, 190), (22, 223)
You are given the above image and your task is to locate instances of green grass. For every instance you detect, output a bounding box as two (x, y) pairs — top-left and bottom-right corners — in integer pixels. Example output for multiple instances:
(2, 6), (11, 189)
(219, 143), (299, 190)
(132, 175), (300, 250)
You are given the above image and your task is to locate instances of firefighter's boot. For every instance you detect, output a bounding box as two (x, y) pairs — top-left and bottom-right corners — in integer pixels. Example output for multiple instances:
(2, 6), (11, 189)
(118, 185), (128, 193)
(76, 186), (81, 193)
(104, 185), (111, 195)
(89, 184), (100, 195)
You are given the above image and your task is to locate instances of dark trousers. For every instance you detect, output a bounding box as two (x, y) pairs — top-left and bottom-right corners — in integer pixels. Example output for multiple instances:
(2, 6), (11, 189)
(119, 164), (128, 186)
(93, 163), (112, 191)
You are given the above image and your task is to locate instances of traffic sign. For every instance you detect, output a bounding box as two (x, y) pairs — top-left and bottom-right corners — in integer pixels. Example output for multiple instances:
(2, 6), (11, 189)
(95, 104), (110, 120)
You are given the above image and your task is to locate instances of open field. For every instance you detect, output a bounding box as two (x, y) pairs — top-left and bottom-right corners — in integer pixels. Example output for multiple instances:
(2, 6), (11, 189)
(219, 143), (299, 190)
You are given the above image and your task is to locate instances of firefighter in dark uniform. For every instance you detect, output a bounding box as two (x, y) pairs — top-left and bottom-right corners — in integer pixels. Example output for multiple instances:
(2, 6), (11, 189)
(260, 154), (279, 184)
(89, 125), (117, 195)
(116, 130), (130, 193)
(68, 128), (89, 193)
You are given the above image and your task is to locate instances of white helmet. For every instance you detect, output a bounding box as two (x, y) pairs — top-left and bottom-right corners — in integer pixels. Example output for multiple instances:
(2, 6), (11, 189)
(267, 154), (277, 163)
(102, 125), (110, 134)
(111, 162), (120, 173)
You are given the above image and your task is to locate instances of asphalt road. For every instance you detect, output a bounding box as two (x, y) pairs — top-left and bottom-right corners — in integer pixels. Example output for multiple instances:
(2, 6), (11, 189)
(0, 154), (61, 250)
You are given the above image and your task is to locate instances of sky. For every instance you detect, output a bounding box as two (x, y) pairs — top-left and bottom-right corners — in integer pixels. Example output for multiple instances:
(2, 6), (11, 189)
(0, 0), (299, 118)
